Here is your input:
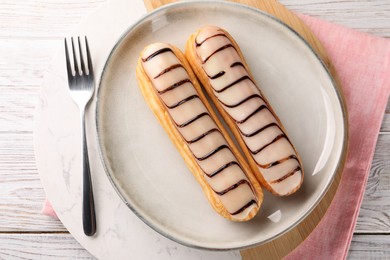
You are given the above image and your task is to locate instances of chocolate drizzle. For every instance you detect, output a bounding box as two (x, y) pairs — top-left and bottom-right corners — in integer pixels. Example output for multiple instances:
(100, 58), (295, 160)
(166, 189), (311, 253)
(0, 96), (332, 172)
(195, 29), (303, 186)
(207, 70), (225, 79)
(158, 79), (191, 94)
(166, 95), (199, 109)
(230, 62), (245, 68)
(251, 133), (285, 155)
(142, 48), (173, 62)
(202, 44), (236, 64)
(195, 33), (227, 47)
(231, 200), (257, 215)
(214, 75), (253, 93)
(259, 155), (299, 169)
(207, 161), (240, 178)
(195, 145), (229, 161)
(215, 179), (250, 195)
(220, 94), (264, 108)
(176, 112), (208, 128)
(239, 122), (279, 138)
(236, 105), (268, 124)
(270, 166), (301, 184)
(142, 45), (258, 216)
(187, 128), (219, 144)
(154, 64), (183, 79)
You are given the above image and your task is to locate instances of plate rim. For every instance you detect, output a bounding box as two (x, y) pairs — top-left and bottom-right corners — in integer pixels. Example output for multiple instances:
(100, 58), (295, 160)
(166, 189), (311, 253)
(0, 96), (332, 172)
(95, 0), (349, 251)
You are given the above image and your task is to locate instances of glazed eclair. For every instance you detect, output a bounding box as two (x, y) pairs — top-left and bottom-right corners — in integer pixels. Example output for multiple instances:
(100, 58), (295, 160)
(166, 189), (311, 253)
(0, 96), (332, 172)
(136, 43), (263, 221)
(185, 26), (304, 196)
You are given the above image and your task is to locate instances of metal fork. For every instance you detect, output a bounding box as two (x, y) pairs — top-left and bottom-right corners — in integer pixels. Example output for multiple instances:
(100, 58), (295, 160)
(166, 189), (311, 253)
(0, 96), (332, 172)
(65, 36), (96, 236)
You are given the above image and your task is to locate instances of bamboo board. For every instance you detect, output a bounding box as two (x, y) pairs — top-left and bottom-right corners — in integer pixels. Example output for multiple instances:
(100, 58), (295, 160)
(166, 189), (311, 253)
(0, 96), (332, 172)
(142, 0), (347, 259)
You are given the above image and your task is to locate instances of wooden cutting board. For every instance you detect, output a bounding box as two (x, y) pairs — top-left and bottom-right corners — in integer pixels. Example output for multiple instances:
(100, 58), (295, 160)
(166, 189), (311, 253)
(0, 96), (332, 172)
(143, 0), (347, 259)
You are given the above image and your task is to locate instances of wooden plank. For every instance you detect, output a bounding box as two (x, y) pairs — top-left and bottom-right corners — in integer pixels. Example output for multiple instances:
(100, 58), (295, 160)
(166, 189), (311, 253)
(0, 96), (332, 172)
(348, 235), (390, 259)
(0, 233), (389, 260)
(0, 39), (59, 86)
(0, 234), (94, 259)
(0, 1), (388, 38)
(0, 86), (39, 133)
(0, 0), (106, 38)
(280, 0), (390, 37)
(0, 133), (66, 232)
(380, 100), (390, 132)
(0, 39), (59, 133)
(355, 134), (390, 233)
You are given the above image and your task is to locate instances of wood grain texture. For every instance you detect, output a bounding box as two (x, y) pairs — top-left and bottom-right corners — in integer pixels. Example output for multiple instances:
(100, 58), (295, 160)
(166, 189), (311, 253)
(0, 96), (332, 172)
(0, 0), (106, 38)
(1, 0), (389, 38)
(0, 0), (389, 258)
(0, 234), (94, 259)
(355, 134), (390, 233)
(0, 39), (58, 86)
(0, 133), (66, 232)
(281, 0), (390, 38)
(380, 100), (390, 132)
(348, 235), (390, 259)
(0, 233), (389, 260)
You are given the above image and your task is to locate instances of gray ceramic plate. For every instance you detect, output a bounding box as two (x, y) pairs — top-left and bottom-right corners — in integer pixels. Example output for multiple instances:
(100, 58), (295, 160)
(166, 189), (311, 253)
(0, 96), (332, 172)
(96, 1), (347, 250)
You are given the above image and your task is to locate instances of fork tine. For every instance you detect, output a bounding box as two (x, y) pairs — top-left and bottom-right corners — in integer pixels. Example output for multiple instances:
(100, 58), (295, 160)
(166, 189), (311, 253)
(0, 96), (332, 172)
(85, 36), (94, 77)
(71, 37), (80, 75)
(78, 37), (86, 75)
(64, 38), (73, 82)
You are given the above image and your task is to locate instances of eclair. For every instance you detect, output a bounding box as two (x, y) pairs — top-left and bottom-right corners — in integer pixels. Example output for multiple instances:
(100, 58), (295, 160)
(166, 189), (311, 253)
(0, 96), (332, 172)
(185, 26), (304, 196)
(136, 43), (263, 221)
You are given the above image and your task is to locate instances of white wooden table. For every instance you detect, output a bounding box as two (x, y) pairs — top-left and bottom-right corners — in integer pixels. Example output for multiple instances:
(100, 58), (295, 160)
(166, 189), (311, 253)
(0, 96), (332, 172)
(0, 0), (389, 259)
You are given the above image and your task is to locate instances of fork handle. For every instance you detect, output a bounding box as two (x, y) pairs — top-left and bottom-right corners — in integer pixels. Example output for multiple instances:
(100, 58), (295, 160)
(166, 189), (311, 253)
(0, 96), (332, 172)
(81, 109), (96, 236)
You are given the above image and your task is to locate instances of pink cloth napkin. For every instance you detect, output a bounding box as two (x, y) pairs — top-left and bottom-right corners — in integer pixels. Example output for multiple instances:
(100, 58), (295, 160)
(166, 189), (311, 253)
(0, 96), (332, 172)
(285, 14), (390, 259)
(42, 13), (390, 259)
(42, 198), (58, 219)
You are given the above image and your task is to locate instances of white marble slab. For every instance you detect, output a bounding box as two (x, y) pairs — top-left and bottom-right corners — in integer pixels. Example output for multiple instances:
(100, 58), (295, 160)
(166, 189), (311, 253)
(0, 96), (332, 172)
(33, 0), (240, 258)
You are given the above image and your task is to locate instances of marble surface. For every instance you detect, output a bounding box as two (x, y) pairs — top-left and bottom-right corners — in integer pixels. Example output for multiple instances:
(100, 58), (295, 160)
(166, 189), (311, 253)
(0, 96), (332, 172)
(33, 0), (240, 258)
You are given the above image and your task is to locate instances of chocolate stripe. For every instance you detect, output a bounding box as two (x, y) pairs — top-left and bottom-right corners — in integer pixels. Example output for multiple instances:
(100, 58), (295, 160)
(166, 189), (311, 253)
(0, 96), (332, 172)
(154, 64), (183, 79)
(251, 134), (286, 155)
(166, 95), (199, 109)
(176, 112), (209, 128)
(240, 122), (279, 138)
(236, 104), (268, 124)
(215, 179), (250, 196)
(142, 48), (173, 62)
(196, 33), (227, 47)
(158, 79), (190, 94)
(219, 94), (264, 108)
(206, 161), (240, 178)
(195, 145), (229, 161)
(187, 128), (219, 144)
(270, 166), (301, 184)
(214, 75), (252, 93)
(207, 70), (225, 79)
(230, 62), (245, 68)
(202, 44), (235, 64)
(231, 199), (257, 215)
(257, 155), (299, 169)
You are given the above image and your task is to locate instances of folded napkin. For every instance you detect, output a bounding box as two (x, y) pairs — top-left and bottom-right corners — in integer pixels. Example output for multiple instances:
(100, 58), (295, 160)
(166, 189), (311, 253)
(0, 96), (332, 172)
(42, 10), (390, 260)
(284, 14), (390, 260)
(42, 198), (58, 219)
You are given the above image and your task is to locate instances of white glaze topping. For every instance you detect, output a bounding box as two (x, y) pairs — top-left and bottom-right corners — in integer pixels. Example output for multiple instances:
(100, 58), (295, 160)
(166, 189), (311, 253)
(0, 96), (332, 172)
(141, 43), (258, 218)
(195, 26), (303, 195)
